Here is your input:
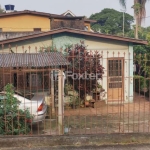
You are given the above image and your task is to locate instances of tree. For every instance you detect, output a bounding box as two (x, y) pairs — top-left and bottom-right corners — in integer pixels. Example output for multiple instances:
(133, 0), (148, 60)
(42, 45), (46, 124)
(89, 8), (134, 35)
(126, 25), (150, 39)
(0, 5), (4, 13)
(133, 29), (150, 96)
(0, 84), (32, 135)
(65, 42), (104, 99)
(119, 0), (149, 39)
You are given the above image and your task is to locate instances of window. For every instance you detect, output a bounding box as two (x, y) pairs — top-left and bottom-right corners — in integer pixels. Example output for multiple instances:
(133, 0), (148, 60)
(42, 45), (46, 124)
(33, 28), (41, 32)
(108, 60), (122, 77)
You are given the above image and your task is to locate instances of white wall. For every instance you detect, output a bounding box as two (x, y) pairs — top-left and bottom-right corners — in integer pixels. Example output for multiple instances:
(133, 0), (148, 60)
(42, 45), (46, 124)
(0, 36), (52, 53)
(98, 50), (131, 104)
(85, 37), (132, 103)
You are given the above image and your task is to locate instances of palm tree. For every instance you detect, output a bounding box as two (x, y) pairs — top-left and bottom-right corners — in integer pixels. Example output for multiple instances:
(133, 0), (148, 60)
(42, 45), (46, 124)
(119, 0), (149, 39)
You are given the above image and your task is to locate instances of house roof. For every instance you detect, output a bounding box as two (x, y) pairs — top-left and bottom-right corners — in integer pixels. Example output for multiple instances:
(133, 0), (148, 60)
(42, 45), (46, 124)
(0, 28), (147, 45)
(0, 10), (96, 22)
(0, 52), (69, 67)
(61, 10), (97, 22)
(0, 10), (84, 19)
(51, 15), (84, 20)
(0, 10), (55, 18)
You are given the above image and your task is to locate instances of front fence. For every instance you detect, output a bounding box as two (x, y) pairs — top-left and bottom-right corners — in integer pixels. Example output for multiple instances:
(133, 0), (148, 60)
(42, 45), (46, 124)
(0, 45), (149, 136)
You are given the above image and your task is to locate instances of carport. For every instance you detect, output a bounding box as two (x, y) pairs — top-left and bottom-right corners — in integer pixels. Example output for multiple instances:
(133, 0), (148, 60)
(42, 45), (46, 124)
(0, 52), (69, 135)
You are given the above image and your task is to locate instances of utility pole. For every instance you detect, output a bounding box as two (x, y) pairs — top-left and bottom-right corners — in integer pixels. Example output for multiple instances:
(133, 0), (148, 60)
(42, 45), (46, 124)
(121, 9), (126, 37)
(123, 11), (125, 36)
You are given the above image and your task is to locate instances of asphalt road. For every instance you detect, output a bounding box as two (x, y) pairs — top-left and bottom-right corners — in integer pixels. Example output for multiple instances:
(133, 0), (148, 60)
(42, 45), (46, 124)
(2, 144), (150, 150)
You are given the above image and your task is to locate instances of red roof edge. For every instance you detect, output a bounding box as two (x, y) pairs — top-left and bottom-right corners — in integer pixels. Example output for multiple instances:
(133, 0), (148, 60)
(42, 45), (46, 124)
(0, 28), (148, 45)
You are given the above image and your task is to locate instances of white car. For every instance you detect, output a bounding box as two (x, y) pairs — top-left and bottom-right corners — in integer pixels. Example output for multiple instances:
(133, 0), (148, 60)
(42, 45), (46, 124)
(0, 91), (47, 124)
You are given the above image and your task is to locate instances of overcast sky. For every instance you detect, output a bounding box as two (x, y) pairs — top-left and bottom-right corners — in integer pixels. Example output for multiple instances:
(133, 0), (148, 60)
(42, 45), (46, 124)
(1, 0), (150, 27)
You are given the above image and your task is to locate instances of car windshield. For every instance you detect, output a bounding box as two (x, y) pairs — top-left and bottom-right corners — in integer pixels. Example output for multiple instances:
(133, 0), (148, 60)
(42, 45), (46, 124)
(14, 90), (34, 100)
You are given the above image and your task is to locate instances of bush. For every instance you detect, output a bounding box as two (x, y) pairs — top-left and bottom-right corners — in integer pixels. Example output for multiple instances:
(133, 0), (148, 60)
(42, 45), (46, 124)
(134, 75), (149, 91)
(134, 75), (149, 97)
(65, 42), (104, 99)
(0, 84), (32, 135)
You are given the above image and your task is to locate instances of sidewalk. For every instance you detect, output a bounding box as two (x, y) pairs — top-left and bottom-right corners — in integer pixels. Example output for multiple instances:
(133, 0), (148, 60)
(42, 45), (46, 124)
(1, 133), (150, 150)
(2, 144), (150, 150)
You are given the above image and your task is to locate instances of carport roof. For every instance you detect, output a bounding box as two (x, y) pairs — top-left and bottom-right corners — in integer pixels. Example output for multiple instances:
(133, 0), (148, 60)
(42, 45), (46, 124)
(0, 52), (69, 67)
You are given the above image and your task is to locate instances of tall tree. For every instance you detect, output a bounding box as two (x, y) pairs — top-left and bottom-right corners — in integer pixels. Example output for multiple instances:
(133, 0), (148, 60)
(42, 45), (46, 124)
(89, 9), (134, 35)
(119, 0), (149, 39)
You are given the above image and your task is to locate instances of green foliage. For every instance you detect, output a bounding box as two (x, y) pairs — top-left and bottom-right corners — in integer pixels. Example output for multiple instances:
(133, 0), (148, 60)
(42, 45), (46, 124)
(133, 3), (142, 15)
(64, 83), (73, 95)
(89, 8), (134, 35)
(0, 84), (32, 135)
(39, 45), (57, 52)
(64, 42), (104, 99)
(134, 75), (149, 93)
(69, 96), (80, 107)
(133, 28), (150, 77)
(133, 28), (150, 97)
(119, 0), (126, 8)
(125, 26), (150, 39)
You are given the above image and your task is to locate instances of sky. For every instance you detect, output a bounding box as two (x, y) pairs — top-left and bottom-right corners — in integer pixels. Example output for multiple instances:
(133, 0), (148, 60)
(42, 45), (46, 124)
(0, 0), (150, 27)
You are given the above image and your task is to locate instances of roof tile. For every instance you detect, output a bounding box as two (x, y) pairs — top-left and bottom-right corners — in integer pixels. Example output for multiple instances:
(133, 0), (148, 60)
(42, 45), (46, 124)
(0, 52), (69, 67)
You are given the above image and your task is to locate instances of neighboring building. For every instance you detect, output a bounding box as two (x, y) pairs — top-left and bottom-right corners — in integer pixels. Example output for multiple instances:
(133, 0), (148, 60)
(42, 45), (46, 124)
(0, 27), (147, 104)
(0, 5), (96, 40)
(62, 10), (94, 32)
(0, 10), (52, 32)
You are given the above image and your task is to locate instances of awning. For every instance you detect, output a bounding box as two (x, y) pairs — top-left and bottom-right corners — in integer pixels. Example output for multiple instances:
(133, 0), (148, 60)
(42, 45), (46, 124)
(0, 52), (69, 67)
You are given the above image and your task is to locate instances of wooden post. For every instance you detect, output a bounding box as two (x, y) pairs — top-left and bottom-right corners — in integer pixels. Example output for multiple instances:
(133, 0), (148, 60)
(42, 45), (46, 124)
(51, 70), (55, 114)
(58, 70), (64, 135)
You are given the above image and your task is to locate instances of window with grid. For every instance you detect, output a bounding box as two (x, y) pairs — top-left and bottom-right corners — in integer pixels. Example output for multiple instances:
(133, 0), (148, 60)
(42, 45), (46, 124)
(108, 60), (122, 77)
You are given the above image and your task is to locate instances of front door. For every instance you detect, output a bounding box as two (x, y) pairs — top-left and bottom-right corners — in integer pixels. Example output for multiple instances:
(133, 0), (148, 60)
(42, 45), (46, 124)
(107, 58), (124, 102)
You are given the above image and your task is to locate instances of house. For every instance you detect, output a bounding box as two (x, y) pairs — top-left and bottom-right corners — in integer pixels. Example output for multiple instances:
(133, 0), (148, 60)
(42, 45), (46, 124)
(62, 10), (93, 32)
(0, 5), (96, 40)
(0, 27), (147, 104)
